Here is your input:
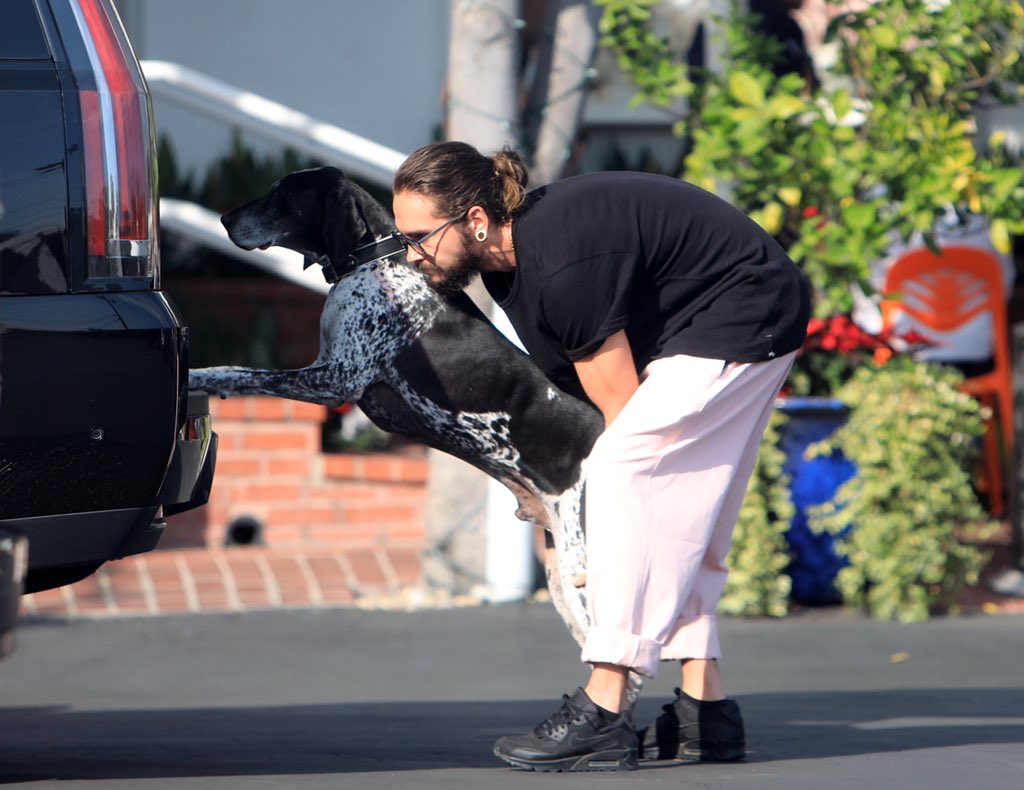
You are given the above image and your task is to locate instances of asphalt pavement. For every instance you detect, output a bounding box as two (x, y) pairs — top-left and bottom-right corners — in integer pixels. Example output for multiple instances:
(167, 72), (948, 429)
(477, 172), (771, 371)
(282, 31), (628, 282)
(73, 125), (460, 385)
(1, 602), (1023, 789)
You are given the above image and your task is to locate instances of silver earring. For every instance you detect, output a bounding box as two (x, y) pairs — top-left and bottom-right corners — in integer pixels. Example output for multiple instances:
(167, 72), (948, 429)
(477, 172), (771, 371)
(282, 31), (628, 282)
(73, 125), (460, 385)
(475, 228), (487, 242)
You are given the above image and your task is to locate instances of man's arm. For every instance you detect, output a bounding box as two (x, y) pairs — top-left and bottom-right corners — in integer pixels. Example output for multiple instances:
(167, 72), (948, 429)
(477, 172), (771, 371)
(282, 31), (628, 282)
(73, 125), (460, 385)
(573, 329), (639, 428)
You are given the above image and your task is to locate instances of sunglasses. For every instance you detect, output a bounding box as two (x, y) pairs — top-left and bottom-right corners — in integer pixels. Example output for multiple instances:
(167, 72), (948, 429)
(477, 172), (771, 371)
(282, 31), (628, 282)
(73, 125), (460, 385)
(395, 213), (468, 257)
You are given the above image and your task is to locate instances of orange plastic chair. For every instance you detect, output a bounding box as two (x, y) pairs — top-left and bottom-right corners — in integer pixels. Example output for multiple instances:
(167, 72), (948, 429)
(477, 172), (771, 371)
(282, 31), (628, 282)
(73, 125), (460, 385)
(881, 245), (1013, 516)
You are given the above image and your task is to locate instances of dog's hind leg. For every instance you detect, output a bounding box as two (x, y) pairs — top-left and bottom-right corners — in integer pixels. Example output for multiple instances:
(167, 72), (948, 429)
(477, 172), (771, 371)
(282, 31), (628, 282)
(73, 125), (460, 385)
(539, 529), (587, 647)
(189, 364), (354, 407)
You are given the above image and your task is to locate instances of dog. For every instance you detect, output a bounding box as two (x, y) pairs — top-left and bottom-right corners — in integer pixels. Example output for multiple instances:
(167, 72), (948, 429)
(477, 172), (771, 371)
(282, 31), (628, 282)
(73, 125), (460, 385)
(188, 166), (604, 647)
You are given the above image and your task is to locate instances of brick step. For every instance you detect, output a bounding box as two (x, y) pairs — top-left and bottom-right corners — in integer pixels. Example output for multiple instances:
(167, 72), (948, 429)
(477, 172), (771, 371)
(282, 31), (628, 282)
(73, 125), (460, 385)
(21, 546), (424, 619)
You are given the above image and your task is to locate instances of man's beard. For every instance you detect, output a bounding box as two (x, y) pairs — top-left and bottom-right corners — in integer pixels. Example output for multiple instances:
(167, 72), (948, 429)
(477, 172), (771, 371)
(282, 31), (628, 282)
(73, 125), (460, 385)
(422, 232), (487, 297)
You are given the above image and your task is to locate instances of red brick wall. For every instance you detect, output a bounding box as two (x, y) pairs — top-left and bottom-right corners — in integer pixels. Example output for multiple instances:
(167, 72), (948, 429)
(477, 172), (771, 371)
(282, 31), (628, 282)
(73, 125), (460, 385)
(167, 279), (326, 369)
(164, 396), (428, 552)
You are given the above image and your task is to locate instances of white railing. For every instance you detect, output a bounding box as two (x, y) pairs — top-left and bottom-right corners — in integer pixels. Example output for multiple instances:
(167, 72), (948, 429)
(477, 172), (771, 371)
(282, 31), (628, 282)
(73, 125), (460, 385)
(141, 60), (405, 189)
(144, 60), (408, 293)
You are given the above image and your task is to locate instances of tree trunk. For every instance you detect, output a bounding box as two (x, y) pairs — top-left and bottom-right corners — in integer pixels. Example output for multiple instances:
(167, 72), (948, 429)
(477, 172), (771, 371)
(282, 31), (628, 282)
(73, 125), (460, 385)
(423, 1), (526, 599)
(523, 0), (601, 186)
(446, 0), (522, 149)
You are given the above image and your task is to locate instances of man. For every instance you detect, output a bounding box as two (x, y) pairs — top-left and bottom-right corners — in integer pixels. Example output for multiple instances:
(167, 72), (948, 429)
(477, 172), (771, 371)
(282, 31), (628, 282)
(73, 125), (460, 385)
(393, 141), (810, 772)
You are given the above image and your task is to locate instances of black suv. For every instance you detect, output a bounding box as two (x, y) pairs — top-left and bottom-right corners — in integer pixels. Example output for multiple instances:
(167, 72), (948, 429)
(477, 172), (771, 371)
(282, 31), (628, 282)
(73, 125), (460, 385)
(0, 0), (216, 655)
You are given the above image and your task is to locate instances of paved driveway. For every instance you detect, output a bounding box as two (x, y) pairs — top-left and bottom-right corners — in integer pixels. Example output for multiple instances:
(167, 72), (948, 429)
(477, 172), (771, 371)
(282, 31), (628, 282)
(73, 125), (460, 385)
(2, 603), (1023, 788)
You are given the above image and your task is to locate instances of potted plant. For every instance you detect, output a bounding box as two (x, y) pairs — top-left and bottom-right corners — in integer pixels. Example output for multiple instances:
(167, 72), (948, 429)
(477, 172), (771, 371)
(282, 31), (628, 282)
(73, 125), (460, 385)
(777, 314), (889, 604)
(770, 313), (940, 604)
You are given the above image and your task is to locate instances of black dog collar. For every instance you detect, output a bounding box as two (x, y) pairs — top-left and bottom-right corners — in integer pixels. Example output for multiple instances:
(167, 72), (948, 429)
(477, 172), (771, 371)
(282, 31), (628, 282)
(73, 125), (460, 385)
(313, 234), (407, 284)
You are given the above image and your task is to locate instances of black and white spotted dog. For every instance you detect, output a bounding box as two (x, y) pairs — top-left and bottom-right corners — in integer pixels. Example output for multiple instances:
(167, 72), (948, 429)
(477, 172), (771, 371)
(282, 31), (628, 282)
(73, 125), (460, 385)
(188, 166), (603, 645)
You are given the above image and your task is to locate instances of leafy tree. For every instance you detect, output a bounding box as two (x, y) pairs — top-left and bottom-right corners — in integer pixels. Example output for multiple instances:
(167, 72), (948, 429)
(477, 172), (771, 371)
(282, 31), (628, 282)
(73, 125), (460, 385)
(598, 0), (1024, 314)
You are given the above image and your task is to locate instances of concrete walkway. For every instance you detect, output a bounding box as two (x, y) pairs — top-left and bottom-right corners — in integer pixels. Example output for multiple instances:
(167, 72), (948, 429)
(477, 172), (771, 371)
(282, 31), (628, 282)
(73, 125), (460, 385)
(4, 602), (1024, 788)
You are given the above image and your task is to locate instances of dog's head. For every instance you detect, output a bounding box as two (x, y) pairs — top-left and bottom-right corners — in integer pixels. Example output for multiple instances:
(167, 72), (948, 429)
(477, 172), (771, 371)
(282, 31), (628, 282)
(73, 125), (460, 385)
(220, 166), (386, 268)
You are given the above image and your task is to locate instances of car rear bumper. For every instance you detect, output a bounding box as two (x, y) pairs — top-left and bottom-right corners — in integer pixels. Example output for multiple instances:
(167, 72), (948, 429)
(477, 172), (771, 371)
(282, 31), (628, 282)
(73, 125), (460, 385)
(0, 390), (217, 594)
(160, 390), (218, 517)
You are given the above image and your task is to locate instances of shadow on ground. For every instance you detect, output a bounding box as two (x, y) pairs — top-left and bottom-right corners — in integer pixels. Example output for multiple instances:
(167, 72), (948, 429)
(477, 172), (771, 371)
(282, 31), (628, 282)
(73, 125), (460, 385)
(1, 688), (1023, 782)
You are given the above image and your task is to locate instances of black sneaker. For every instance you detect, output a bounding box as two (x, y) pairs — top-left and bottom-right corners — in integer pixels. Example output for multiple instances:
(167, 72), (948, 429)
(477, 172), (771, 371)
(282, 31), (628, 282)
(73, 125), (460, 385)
(638, 688), (746, 762)
(493, 688), (639, 772)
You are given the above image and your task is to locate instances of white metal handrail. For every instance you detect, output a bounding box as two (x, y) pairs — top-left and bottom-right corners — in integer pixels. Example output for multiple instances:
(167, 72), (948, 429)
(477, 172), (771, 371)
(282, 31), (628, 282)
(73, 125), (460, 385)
(144, 60), (405, 293)
(159, 198), (330, 295)
(141, 60), (405, 189)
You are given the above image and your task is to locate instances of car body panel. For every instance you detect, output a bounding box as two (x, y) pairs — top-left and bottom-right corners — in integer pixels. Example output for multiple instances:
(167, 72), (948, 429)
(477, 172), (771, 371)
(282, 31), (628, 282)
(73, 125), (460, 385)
(0, 0), (217, 653)
(0, 294), (182, 519)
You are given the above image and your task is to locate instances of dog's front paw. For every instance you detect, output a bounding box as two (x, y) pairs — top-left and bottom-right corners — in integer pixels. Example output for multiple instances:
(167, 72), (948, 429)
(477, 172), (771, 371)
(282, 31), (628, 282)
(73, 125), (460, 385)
(188, 369), (223, 396)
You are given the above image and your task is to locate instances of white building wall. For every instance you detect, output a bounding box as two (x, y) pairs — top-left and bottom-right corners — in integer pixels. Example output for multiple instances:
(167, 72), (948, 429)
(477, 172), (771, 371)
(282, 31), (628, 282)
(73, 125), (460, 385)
(114, 0), (687, 180)
(116, 0), (451, 174)
(116, 1), (1024, 188)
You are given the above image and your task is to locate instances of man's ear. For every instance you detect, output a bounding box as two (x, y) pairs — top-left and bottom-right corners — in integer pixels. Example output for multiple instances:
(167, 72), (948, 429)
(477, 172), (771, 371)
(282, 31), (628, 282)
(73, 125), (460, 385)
(322, 182), (375, 265)
(466, 205), (490, 240)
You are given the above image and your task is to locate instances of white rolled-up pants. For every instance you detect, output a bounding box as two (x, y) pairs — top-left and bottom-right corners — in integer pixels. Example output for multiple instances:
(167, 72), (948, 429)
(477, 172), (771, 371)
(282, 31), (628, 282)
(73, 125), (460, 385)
(580, 352), (795, 678)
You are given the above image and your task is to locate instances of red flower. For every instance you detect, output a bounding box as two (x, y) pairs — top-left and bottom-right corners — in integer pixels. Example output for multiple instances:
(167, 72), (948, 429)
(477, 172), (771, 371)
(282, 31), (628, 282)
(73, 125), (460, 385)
(806, 317), (827, 335)
(794, 314), (936, 397)
(793, 314), (899, 396)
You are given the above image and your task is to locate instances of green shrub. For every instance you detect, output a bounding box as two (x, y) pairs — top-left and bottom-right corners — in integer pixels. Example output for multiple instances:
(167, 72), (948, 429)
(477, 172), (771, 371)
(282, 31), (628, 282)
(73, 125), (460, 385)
(158, 130), (394, 213)
(807, 360), (993, 622)
(721, 411), (794, 617)
(158, 130), (330, 211)
(597, 0), (1024, 315)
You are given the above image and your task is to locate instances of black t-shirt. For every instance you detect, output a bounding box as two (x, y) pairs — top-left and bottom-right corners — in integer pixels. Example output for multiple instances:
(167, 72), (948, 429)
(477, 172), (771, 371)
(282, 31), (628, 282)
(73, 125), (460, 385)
(482, 171), (811, 399)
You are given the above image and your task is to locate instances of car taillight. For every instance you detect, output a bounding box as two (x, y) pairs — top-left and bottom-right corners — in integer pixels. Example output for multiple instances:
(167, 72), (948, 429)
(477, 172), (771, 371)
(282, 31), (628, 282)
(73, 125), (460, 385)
(71, 0), (159, 288)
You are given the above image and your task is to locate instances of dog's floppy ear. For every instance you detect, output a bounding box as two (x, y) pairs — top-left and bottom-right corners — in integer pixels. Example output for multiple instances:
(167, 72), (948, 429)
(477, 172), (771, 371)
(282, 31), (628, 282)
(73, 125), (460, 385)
(322, 181), (376, 266)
